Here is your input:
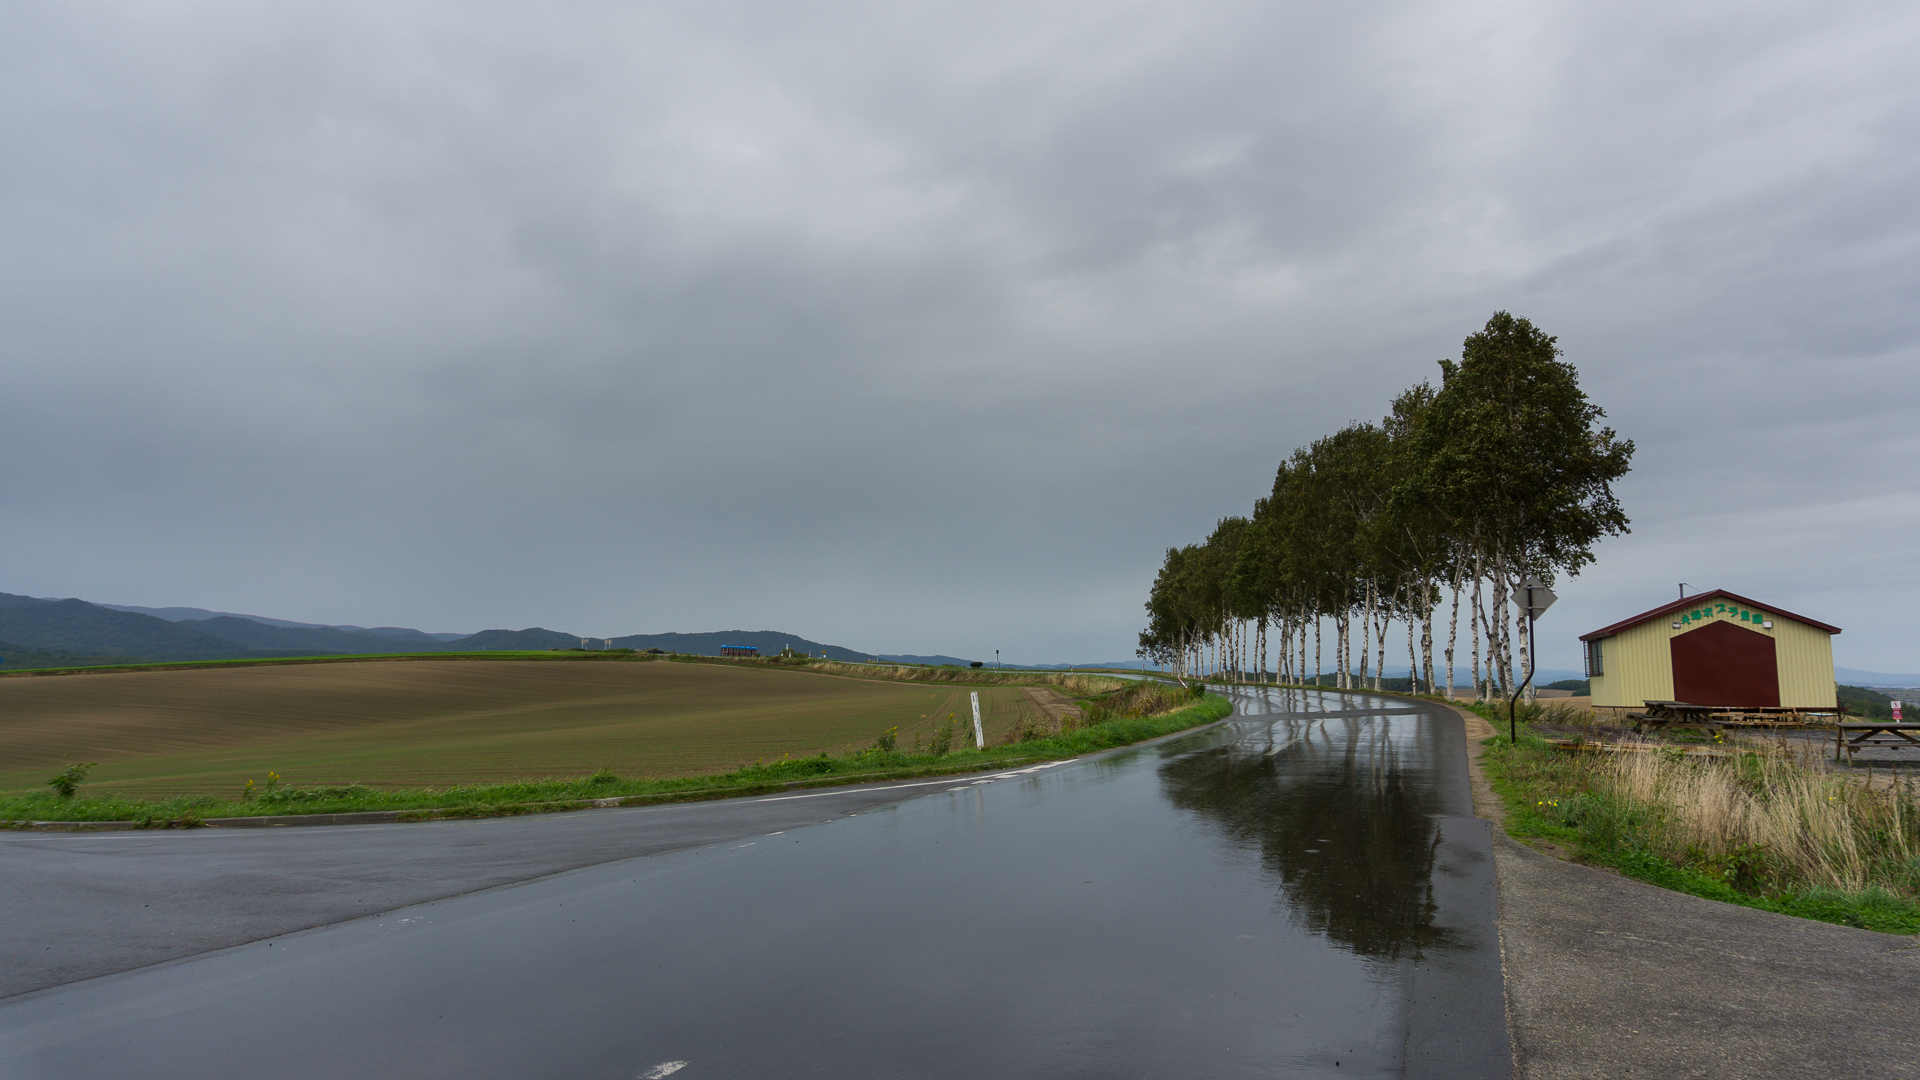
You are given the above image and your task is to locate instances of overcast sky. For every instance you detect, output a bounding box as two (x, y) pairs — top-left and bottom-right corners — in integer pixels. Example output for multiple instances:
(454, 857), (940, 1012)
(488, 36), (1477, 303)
(2, 0), (1916, 671)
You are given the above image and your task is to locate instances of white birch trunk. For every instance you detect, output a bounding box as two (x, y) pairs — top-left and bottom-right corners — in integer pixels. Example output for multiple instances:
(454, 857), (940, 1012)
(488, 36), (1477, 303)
(1470, 551), (1486, 700)
(1343, 609), (1354, 690)
(1483, 570), (1496, 698)
(1407, 604), (1419, 695)
(1374, 596), (1389, 692)
(1491, 549), (1513, 697)
(1420, 577), (1436, 695)
(1358, 582), (1371, 689)
(1337, 613), (1349, 689)
(1445, 560), (1465, 701)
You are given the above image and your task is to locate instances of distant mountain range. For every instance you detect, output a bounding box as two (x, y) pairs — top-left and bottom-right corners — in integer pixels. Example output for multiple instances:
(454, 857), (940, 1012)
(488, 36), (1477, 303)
(0, 592), (973, 670)
(1836, 667), (1920, 688)
(13, 592), (1909, 682)
(97, 603), (457, 637)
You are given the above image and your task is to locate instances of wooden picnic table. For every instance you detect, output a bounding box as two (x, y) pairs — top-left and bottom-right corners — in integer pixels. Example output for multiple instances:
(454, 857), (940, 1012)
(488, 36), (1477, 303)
(1833, 722), (1920, 764)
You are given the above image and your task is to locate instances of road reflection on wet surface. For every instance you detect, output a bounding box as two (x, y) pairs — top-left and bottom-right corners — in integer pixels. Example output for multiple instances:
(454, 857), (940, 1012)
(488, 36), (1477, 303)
(1, 689), (1507, 1079)
(1165, 690), (1456, 962)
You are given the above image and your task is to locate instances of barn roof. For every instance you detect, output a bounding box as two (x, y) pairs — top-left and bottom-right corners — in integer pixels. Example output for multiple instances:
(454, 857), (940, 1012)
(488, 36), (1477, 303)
(1579, 588), (1842, 641)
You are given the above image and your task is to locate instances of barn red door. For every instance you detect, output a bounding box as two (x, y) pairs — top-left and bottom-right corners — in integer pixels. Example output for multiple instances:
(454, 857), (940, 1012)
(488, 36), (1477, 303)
(1670, 621), (1779, 707)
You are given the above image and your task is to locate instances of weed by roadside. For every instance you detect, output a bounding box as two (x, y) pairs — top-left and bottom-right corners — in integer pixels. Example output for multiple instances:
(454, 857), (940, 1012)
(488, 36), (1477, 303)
(929, 714), (957, 756)
(46, 762), (96, 799)
(1476, 704), (1920, 934)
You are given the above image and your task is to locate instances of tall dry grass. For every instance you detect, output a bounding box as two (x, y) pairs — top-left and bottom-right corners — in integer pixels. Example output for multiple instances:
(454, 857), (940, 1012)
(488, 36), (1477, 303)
(1492, 699), (1600, 728)
(1594, 747), (1920, 895)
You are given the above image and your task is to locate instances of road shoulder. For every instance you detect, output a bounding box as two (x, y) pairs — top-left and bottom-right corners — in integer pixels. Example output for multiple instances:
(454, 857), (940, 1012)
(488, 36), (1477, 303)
(1444, 700), (1920, 1079)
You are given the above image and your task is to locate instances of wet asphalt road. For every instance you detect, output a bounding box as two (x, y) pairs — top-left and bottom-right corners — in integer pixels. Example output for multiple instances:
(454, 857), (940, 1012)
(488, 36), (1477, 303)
(0, 689), (1508, 1079)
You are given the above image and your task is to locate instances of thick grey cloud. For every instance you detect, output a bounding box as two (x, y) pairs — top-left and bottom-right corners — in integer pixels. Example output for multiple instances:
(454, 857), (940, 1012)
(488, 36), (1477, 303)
(2, 0), (1916, 669)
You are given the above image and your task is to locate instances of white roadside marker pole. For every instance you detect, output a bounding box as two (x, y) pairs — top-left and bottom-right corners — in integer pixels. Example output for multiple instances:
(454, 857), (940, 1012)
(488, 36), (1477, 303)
(971, 691), (985, 750)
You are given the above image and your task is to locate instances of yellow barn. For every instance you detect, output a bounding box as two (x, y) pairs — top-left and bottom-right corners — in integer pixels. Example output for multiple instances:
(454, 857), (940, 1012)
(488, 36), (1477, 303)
(1581, 589), (1840, 715)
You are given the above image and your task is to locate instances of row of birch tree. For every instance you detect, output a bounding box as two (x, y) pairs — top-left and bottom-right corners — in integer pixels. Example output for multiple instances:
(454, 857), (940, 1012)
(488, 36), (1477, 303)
(1137, 313), (1635, 700)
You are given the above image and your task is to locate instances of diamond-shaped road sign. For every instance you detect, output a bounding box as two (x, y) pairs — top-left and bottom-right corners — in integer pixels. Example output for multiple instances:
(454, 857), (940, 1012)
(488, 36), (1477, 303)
(1520, 577), (1557, 620)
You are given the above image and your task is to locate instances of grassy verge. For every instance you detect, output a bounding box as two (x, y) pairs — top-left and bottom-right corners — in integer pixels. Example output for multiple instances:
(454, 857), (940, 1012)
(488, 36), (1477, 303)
(1, 685), (1231, 826)
(1475, 702), (1920, 934)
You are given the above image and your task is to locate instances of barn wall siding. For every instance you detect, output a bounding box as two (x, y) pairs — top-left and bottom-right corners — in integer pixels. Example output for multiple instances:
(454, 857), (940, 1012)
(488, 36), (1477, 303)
(1591, 621), (1674, 708)
(1773, 617), (1837, 708)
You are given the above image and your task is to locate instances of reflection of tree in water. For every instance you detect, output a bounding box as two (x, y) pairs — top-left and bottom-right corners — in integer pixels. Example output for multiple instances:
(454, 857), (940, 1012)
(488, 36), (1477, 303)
(1159, 719), (1447, 960)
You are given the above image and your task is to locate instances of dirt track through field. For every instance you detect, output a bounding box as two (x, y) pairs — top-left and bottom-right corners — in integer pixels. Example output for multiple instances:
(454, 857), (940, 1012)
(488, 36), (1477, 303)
(0, 660), (1047, 796)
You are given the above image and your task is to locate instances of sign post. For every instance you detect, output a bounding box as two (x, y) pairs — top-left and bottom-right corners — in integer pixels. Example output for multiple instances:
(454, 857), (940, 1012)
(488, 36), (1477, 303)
(970, 692), (985, 750)
(1509, 577), (1558, 744)
(1894, 700), (1904, 723)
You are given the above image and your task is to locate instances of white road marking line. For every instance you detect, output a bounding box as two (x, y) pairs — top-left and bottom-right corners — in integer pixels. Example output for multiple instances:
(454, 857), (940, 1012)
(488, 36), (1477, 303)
(751, 761), (1077, 804)
(641, 1062), (688, 1078)
(754, 777), (963, 802)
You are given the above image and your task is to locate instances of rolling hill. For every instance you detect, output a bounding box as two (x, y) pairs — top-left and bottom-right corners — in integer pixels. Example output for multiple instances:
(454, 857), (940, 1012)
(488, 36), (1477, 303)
(102, 603), (465, 640)
(609, 630), (970, 666)
(180, 617), (449, 655)
(0, 593), (277, 664)
(0, 591), (973, 669)
(0, 638), (147, 670)
(452, 628), (583, 650)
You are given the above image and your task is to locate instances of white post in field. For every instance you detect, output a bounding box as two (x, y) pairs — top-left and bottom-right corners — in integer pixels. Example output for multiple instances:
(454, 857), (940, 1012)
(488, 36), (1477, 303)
(970, 691), (985, 750)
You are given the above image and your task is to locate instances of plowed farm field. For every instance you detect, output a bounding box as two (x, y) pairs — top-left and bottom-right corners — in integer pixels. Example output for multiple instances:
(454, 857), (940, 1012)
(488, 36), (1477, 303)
(0, 660), (1059, 798)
